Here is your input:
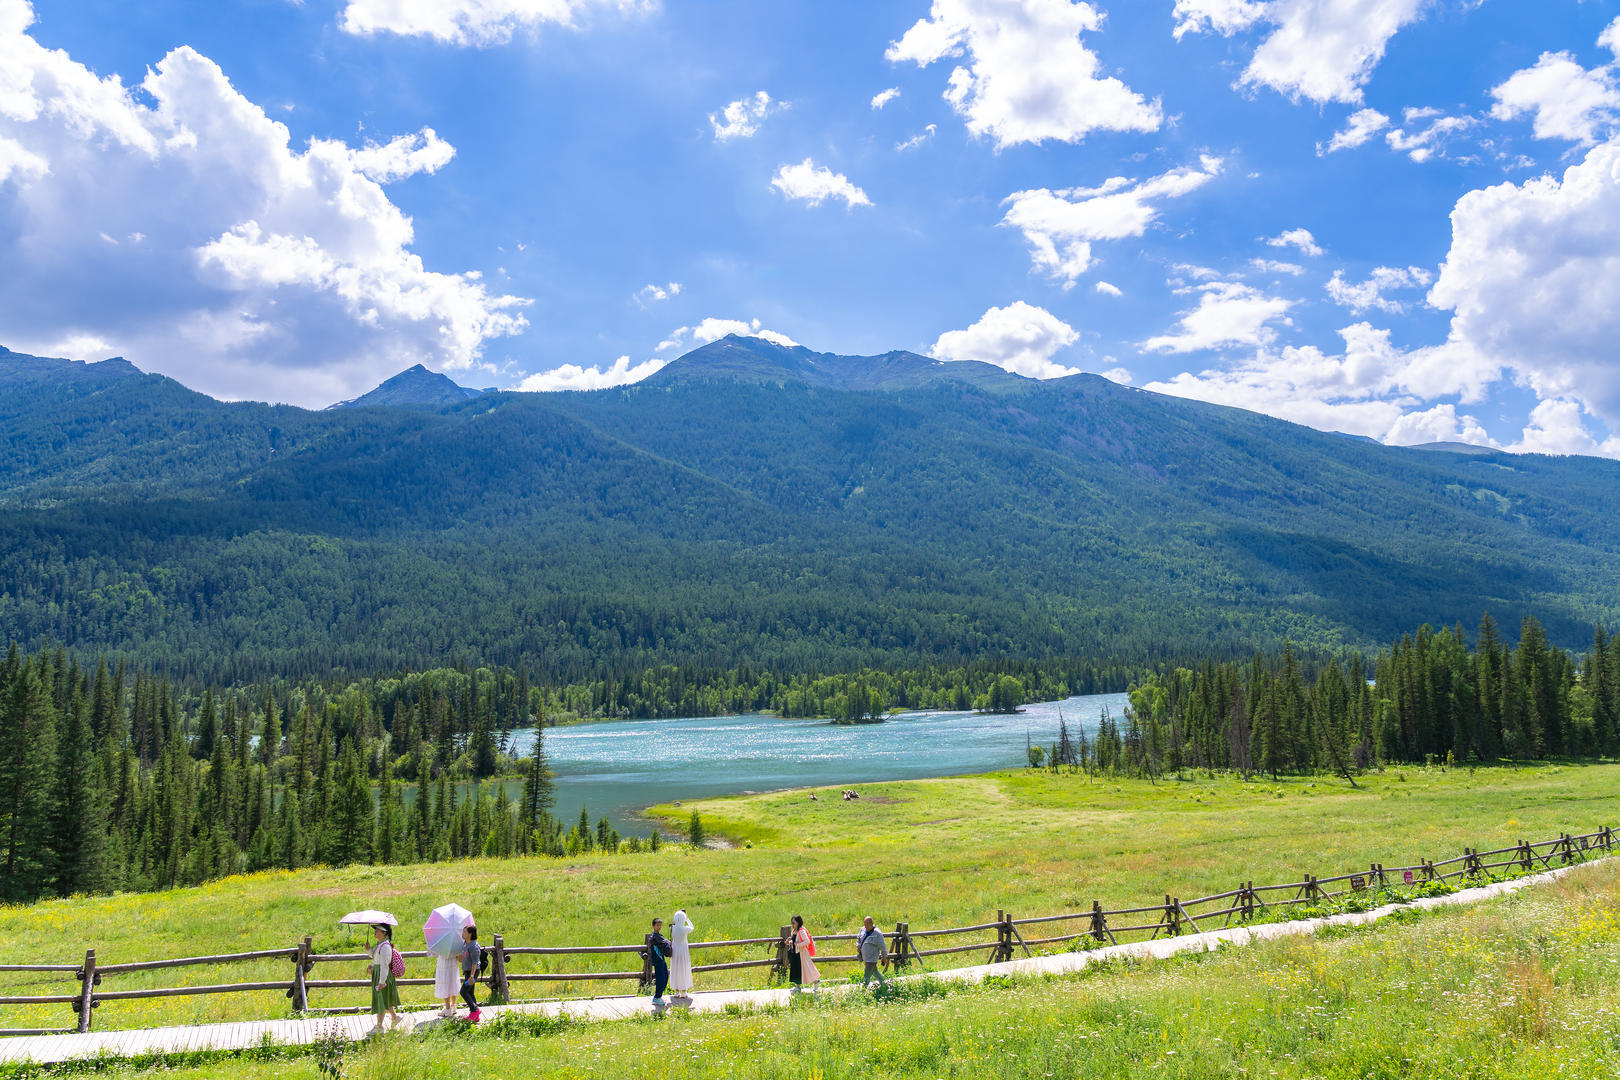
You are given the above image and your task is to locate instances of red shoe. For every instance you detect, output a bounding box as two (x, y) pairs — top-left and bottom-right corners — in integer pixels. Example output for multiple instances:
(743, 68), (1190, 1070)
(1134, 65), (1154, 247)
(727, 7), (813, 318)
(468, 1010), (481, 1023)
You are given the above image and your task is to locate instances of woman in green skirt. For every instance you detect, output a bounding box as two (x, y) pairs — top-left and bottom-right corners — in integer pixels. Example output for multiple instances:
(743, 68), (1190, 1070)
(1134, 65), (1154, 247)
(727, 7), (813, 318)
(369, 924), (402, 1033)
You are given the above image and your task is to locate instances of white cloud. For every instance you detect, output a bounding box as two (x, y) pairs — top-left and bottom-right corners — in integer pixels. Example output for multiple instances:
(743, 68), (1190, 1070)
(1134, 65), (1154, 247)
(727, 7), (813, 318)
(1143, 281), (1294, 353)
(1428, 138), (1620, 429)
(1143, 322), (1495, 447)
(0, 1), (528, 407)
(338, 0), (647, 46)
(347, 128), (455, 182)
(1250, 258), (1304, 276)
(1175, 0), (1428, 105)
(1099, 365), (1134, 383)
(1325, 265), (1433, 314)
(1602, 17), (1620, 60)
(1384, 107), (1474, 163)
(1508, 398), (1620, 458)
(657, 317), (798, 353)
(516, 353), (666, 392)
(1171, 0), (1264, 40)
(710, 91), (779, 141)
(635, 281), (681, 305)
(0, 132), (47, 182)
(928, 301), (1079, 379)
(885, 0), (1161, 149)
(1490, 52), (1620, 146)
(1320, 108), (1389, 154)
(871, 87), (901, 109)
(896, 124), (937, 151)
(1265, 228), (1322, 257)
(1094, 280), (1122, 297)
(770, 158), (872, 208)
(1001, 156), (1222, 287)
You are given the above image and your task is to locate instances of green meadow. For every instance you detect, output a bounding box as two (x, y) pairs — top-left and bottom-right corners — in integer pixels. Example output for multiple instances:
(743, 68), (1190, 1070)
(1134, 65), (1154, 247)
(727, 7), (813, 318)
(1, 762), (1615, 1036)
(70, 856), (1620, 1080)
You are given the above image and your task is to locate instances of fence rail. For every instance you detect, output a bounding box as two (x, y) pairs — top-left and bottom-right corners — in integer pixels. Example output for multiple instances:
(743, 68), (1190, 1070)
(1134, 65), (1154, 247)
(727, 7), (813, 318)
(1, 825), (1610, 1036)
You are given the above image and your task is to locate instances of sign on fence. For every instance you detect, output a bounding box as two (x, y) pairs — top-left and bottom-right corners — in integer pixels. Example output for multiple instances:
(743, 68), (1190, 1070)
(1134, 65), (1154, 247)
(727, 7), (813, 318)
(1402, 870), (1414, 885)
(1349, 876), (1367, 892)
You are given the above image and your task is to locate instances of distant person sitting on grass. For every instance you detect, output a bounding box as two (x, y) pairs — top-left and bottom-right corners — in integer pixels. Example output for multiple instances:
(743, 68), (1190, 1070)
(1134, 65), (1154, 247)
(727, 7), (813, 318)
(369, 925), (402, 1033)
(856, 917), (887, 988)
(644, 917), (672, 1007)
(460, 925), (482, 1023)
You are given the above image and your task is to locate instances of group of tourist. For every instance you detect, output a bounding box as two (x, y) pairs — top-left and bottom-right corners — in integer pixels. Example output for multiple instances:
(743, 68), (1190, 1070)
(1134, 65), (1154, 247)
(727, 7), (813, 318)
(642, 911), (891, 1010)
(360, 910), (894, 1029)
(364, 921), (484, 1034)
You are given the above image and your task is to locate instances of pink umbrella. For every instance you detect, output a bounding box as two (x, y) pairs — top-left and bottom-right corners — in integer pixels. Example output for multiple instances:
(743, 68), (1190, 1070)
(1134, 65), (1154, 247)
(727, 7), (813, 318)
(424, 903), (474, 958)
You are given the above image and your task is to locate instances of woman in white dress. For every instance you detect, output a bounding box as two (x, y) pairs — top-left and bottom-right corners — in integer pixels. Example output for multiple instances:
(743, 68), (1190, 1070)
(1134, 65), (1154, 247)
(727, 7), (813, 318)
(668, 908), (695, 997)
(434, 949), (460, 1016)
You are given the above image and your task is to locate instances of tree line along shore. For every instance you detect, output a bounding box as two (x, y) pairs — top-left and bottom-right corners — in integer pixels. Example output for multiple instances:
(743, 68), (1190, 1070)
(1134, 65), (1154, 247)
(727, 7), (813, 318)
(1, 613), (1617, 906)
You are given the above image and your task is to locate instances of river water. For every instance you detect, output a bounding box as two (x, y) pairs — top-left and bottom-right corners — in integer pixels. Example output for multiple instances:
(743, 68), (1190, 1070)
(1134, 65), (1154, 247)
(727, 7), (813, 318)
(500, 692), (1128, 835)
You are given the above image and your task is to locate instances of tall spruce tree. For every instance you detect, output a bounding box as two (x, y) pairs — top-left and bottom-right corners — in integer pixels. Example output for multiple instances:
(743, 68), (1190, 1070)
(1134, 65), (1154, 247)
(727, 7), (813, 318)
(1, 660), (60, 902)
(53, 689), (110, 895)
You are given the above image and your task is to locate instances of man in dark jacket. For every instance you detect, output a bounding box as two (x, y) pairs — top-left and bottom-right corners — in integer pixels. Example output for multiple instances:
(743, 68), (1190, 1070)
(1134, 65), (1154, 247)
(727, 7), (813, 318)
(644, 917), (672, 1006)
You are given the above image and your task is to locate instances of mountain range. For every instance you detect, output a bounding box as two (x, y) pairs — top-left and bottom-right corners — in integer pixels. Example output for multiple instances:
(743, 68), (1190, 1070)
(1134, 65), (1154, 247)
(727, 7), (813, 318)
(2, 337), (1617, 683)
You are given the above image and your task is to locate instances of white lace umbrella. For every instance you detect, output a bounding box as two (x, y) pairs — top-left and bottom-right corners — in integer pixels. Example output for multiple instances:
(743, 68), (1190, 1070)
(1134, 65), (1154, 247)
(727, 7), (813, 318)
(424, 903), (475, 958)
(339, 910), (398, 926)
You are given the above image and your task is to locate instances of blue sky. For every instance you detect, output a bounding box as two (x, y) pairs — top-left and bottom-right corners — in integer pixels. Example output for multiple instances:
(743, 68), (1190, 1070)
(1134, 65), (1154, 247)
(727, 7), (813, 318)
(4, 1), (1620, 455)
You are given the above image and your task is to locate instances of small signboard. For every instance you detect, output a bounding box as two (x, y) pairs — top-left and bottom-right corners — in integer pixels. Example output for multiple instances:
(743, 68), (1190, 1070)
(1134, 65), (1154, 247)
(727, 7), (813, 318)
(1350, 875), (1367, 892)
(1402, 870), (1414, 885)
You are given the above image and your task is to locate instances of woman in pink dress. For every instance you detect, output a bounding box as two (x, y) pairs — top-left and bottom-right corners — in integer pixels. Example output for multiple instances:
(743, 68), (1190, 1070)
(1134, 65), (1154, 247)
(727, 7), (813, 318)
(790, 915), (820, 992)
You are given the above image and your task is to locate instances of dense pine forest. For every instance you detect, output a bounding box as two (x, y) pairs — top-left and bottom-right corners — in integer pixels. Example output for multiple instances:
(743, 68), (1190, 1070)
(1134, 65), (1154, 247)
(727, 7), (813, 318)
(3, 613), (1617, 904)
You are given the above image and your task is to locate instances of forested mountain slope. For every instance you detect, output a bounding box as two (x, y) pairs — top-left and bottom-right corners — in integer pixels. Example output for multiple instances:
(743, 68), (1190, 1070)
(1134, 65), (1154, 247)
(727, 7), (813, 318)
(2, 337), (1618, 682)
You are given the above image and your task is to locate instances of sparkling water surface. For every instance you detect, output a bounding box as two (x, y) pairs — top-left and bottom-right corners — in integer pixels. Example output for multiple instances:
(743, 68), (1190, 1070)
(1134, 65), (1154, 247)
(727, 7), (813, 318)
(502, 692), (1127, 835)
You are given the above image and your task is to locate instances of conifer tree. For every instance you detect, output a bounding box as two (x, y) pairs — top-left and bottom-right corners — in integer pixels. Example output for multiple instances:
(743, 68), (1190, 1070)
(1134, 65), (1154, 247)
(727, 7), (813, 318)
(53, 689), (110, 895)
(1, 661), (60, 902)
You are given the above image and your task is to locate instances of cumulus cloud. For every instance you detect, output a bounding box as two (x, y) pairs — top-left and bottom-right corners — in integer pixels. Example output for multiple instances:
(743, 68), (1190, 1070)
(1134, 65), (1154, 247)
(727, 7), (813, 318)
(1143, 322), (1495, 447)
(635, 281), (681, 305)
(929, 301), (1079, 379)
(1427, 138), (1620, 429)
(770, 158), (872, 208)
(0, 1), (528, 406)
(1490, 51), (1620, 146)
(338, 0), (647, 46)
(516, 353), (666, 391)
(1384, 107), (1475, 163)
(1325, 265), (1433, 314)
(347, 128), (456, 182)
(1265, 228), (1322, 257)
(1175, 0), (1427, 104)
(710, 91), (780, 141)
(885, 0), (1161, 149)
(1143, 281), (1294, 353)
(1320, 108), (1390, 154)
(896, 124), (937, 150)
(656, 317), (798, 353)
(1509, 398), (1620, 457)
(1094, 280), (1122, 297)
(1603, 17), (1620, 60)
(1000, 156), (1222, 287)
(871, 87), (901, 109)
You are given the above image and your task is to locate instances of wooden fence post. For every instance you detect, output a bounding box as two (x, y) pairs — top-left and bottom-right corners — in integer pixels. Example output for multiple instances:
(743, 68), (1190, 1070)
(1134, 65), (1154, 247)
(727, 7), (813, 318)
(490, 933), (510, 1005)
(773, 926), (790, 981)
(1518, 840), (1532, 873)
(75, 949), (96, 1034)
(290, 937), (310, 1012)
(890, 923), (911, 972)
(994, 910), (1011, 962)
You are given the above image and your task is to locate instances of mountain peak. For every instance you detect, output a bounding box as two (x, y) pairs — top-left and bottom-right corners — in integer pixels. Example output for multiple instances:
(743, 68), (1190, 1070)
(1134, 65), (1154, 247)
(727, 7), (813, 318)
(647, 334), (1029, 393)
(0, 346), (144, 391)
(328, 364), (486, 410)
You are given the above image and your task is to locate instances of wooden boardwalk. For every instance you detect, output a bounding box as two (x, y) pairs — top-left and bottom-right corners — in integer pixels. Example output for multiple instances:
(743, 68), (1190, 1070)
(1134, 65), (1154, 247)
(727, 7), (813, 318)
(0, 860), (1602, 1066)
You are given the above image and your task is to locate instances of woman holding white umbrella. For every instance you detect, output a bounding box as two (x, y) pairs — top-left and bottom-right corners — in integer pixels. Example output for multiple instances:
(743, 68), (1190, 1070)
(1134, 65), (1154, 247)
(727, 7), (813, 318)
(668, 908), (695, 999)
(425, 903), (475, 1019)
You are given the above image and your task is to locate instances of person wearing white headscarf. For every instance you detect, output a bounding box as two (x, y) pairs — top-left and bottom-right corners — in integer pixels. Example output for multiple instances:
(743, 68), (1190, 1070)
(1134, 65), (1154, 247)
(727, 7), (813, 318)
(668, 908), (695, 996)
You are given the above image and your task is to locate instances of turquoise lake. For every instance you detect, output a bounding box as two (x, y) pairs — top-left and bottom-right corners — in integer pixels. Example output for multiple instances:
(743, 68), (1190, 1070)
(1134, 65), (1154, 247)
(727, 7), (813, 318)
(496, 692), (1128, 835)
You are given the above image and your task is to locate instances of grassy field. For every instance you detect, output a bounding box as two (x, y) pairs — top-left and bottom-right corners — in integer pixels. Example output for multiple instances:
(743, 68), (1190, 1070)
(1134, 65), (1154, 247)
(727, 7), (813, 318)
(13, 852), (1620, 1079)
(0, 762), (1615, 1034)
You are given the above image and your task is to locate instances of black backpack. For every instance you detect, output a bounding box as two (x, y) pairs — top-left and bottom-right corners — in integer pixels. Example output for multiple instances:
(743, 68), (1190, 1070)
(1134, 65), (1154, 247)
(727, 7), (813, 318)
(478, 947), (490, 976)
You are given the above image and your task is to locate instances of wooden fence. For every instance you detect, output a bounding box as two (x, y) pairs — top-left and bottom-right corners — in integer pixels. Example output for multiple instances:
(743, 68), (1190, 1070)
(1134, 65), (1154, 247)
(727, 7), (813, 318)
(1, 825), (1611, 1037)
